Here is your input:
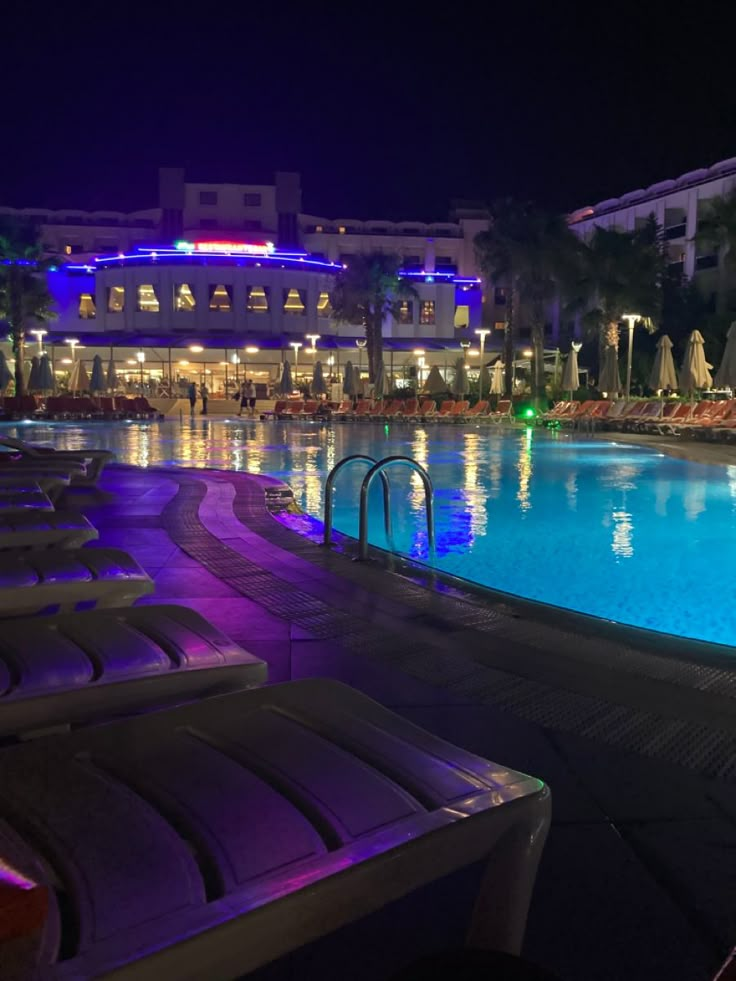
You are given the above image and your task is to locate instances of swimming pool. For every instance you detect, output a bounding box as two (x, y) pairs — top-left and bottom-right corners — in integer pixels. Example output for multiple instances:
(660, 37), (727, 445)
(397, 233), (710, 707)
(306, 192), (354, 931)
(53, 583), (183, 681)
(5, 417), (736, 649)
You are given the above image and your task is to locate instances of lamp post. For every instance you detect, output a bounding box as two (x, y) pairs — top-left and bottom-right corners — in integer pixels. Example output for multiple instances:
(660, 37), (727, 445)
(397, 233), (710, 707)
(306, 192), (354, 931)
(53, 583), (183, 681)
(136, 350), (145, 392)
(65, 338), (79, 361)
(306, 333), (320, 353)
(30, 329), (47, 354)
(622, 313), (641, 400)
(475, 328), (490, 400)
(290, 341), (302, 386)
(231, 352), (241, 388)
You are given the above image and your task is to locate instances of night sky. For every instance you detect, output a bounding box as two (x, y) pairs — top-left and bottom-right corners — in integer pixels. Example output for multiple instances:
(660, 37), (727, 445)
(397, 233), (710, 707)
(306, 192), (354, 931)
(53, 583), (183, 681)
(3, 3), (735, 221)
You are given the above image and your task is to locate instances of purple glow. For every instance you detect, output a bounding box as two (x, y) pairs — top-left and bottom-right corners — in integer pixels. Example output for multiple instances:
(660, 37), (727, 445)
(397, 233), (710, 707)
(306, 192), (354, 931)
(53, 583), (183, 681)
(0, 857), (37, 891)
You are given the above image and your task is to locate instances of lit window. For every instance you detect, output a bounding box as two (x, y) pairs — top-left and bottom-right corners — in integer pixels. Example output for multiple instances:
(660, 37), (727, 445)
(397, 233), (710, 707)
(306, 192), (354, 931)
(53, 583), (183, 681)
(107, 286), (125, 313)
(247, 286), (269, 313)
(137, 284), (159, 313)
(454, 304), (470, 329)
(199, 190), (218, 205)
(338, 226), (346, 234)
(420, 300), (435, 325)
(283, 288), (306, 315)
(494, 287), (507, 305)
(78, 293), (96, 319)
(398, 300), (414, 324)
(317, 291), (332, 316)
(494, 321), (506, 331)
(64, 244), (72, 255)
(243, 192), (261, 207)
(174, 283), (196, 312)
(315, 225), (324, 233)
(209, 284), (232, 312)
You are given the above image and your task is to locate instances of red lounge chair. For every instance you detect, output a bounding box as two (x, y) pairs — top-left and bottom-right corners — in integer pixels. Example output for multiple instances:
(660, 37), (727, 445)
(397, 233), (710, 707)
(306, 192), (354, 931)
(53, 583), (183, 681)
(418, 399), (437, 419)
(397, 398), (419, 418)
(368, 399), (387, 417)
(437, 399), (456, 418)
(279, 401), (304, 418)
(353, 400), (374, 419)
(489, 399), (512, 423)
(383, 400), (404, 418)
(465, 400), (489, 419)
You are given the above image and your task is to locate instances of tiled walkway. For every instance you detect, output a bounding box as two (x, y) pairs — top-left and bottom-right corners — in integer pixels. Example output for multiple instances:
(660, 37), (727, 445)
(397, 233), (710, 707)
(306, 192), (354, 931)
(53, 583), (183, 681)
(73, 465), (736, 981)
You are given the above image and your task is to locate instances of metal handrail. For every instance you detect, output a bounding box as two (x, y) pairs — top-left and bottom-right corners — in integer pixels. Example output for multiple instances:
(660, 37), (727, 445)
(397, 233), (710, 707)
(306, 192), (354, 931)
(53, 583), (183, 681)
(358, 455), (434, 561)
(323, 454), (391, 547)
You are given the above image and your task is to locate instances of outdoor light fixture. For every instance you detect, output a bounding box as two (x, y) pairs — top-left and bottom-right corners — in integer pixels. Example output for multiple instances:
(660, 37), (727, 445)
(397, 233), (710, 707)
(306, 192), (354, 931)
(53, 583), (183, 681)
(245, 346), (259, 355)
(413, 349), (425, 356)
(178, 360), (189, 366)
(290, 341), (302, 382)
(327, 356), (335, 366)
(475, 329), (491, 400)
(467, 349), (480, 357)
(30, 329), (47, 354)
(306, 333), (320, 351)
(522, 349), (533, 358)
(60, 358), (72, 365)
(136, 350), (145, 390)
(231, 353), (241, 364)
(189, 345), (204, 354)
(65, 338), (79, 360)
(621, 313), (641, 399)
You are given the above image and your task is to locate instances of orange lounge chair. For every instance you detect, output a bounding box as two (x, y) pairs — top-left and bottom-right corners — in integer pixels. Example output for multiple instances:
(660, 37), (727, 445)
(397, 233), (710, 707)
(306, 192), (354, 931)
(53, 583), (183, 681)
(465, 400), (489, 419)
(383, 400), (404, 418)
(280, 401), (304, 418)
(649, 402), (693, 434)
(418, 399), (437, 419)
(448, 400), (470, 421)
(367, 399), (387, 418)
(396, 398), (419, 419)
(437, 400), (456, 418)
(489, 399), (512, 423)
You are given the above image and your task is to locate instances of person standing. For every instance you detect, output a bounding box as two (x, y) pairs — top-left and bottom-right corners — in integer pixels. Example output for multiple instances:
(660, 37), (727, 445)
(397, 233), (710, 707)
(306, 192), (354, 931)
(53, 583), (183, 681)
(240, 378), (256, 417)
(200, 381), (209, 415)
(187, 381), (197, 416)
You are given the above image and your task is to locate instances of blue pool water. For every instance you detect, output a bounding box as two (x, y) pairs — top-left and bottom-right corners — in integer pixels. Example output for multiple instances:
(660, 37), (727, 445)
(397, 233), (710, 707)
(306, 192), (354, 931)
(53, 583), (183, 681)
(5, 417), (736, 648)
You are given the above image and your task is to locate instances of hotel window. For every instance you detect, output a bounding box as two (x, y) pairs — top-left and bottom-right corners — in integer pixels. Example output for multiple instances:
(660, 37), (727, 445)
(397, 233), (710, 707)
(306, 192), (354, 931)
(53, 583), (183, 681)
(78, 293), (96, 319)
(107, 286), (125, 313)
(283, 288), (306, 315)
(208, 284), (232, 312)
(243, 219), (262, 231)
(317, 291), (332, 316)
(199, 190), (218, 205)
(494, 287), (507, 305)
(315, 224), (324, 233)
(419, 300), (436, 325)
(64, 244), (83, 255)
(174, 283), (196, 312)
(494, 321), (506, 331)
(136, 284), (160, 313)
(398, 300), (414, 324)
(338, 226), (346, 234)
(243, 192), (261, 206)
(454, 304), (469, 329)
(247, 286), (269, 313)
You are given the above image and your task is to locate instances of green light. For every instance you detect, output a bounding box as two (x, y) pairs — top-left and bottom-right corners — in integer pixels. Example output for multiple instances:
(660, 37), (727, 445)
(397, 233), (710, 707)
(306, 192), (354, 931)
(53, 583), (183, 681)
(384, 424), (389, 435)
(523, 407), (536, 418)
(174, 240), (195, 251)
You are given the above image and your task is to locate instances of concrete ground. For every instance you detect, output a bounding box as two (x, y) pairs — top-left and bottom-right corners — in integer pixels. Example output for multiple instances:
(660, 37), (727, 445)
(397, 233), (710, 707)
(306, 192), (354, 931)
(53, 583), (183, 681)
(70, 464), (736, 981)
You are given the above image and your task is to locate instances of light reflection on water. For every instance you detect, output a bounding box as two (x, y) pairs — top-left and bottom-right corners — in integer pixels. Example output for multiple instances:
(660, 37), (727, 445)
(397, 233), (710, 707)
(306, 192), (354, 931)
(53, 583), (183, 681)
(8, 418), (736, 648)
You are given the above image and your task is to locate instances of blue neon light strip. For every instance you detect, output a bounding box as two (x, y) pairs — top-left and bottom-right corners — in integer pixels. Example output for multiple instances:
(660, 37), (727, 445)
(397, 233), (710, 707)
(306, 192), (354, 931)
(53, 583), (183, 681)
(94, 249), (343, 271)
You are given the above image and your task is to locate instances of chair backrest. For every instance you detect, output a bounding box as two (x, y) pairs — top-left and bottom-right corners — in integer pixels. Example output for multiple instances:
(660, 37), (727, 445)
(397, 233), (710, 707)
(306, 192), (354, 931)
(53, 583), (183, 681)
(355, 400), (372, 414)
(286, 401), (304, 413)
(621, 400), (646, 418)
(496, 399), (511, 415)
(419, 399), (436, 414)
(335, 400), (351, 413)
(549, 401), (568, 416)
(369, 400), (386, 414)
(439, 400), (455, 414)
(452, 400), (470, 415)
(607, 400), (627, 419)
(302, 401), (318, 413)
(689, 400), (713, 420)
(401, 399), (418, 414)
(472, 400), (489, 414)
(640, 401), (662, 419)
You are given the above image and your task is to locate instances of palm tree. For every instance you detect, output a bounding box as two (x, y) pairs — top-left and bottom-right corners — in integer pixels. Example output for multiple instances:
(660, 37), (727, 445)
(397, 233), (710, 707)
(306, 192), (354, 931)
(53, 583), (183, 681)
(475, 200), (579, 400)
(695, 188), (736, 313)
(573, 217), (664, 361)
(0, 219), (57, 397)
(330, 252), (416, 382)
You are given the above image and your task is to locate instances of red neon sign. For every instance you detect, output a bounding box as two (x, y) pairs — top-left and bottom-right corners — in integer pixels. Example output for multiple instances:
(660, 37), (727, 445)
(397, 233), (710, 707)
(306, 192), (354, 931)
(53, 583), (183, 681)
(175, 240), (275, 256)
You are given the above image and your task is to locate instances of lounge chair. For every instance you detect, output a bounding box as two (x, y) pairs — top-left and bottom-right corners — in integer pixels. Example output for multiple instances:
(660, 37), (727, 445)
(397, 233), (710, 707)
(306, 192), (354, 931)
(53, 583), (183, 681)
(383, 399), (404, 418)
(648, 401), (693, 435)
(367, 399), (387, 418)
(464, 399), (490, 420)
(396, 397), (419, 419)
(0, 547), (153, 616)
(627, 400), (663, 432)
(0, 604), (267, 738)
(353, 399), (374, 419)
(260, 400), (287, 420)
(676, 399), (730, 437)
(418, 398), (437, 420)
(488, 399), (512, 423)
(0, 435), (114, 485)
(0, 679), (550, 980)
(446, 399), (470, 422)
(0, 472), (70, 501)
(0, 488), (53, 513)
(538, 401), (569, 423)
(437, 399), (456, 419)
(279, 400), (305, 419)
(0, 510), (97, 550)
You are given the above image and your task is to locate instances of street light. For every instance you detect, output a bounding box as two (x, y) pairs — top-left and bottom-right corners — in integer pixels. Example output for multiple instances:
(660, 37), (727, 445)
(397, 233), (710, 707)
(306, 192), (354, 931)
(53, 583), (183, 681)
(355, 337), (367, 377)
(30, 329), (47, 354)
(306, 333), (320, 352)
(65, 338), (79, 360)
(475, 329), (490, 399)
(136, 349), (145, 391)
(290, 341), (302, 384)
(621, 313), (641, 399)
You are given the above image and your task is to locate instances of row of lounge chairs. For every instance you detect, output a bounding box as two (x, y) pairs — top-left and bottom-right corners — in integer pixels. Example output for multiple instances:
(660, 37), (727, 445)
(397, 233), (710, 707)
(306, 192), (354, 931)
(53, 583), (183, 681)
(541, 398), (736, 440)
(268, 398), (514, 423)
(1, 395), (160, 420)
(0, 433), (551, 978)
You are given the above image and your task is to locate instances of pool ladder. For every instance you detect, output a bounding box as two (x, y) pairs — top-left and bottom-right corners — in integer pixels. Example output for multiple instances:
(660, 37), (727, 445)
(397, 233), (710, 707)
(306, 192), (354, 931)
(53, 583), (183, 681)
(323, 454), (435, 561)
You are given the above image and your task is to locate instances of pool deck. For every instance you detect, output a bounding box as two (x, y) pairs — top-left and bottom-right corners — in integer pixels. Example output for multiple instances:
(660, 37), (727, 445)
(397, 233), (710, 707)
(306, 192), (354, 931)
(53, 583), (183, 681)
(70, 463), (736, 981)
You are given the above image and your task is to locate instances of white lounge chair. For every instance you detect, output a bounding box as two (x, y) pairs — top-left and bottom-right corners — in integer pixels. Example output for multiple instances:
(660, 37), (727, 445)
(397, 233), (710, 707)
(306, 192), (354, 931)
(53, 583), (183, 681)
(0, 679), (550, 980)
(0, 510), (97, 550)
(0, 436), (114, 484)
(0, 488), (53, 513)
(0, 604), (267, 738)
(0, 472), (71, 500)
(0, 547), (153, 616)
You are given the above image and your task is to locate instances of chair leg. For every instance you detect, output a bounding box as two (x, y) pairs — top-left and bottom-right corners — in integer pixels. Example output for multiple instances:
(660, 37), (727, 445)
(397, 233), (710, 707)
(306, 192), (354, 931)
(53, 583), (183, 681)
(466, 797), (550, 956)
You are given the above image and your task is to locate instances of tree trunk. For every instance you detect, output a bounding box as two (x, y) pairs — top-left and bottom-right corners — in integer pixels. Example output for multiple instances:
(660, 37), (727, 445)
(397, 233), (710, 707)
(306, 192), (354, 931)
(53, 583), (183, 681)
(503, 287), (516, 397)
(13, 332), (24, 398)
(370, 312), (383, 383)
(531, 322), (546, 404)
